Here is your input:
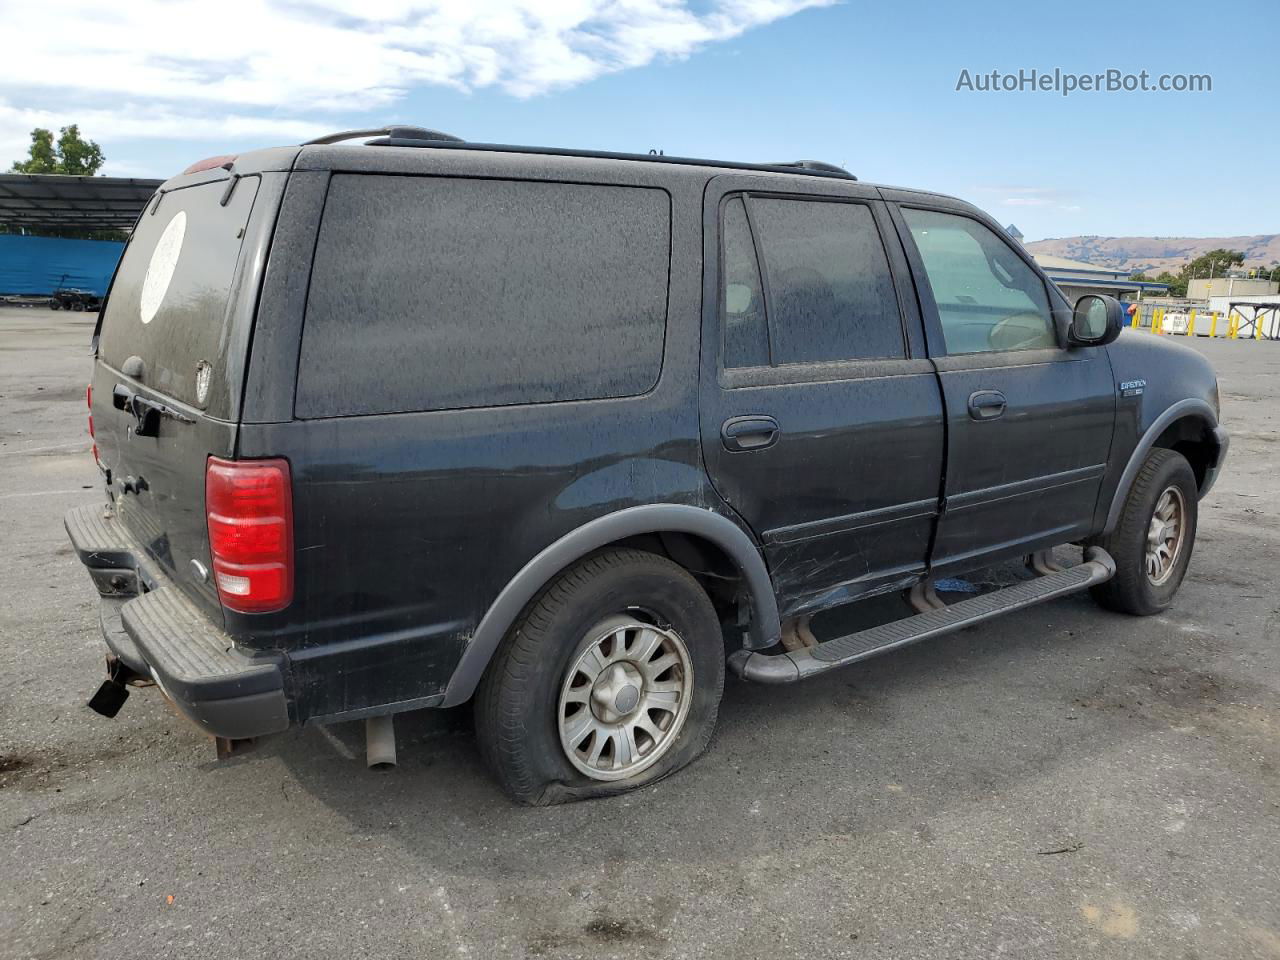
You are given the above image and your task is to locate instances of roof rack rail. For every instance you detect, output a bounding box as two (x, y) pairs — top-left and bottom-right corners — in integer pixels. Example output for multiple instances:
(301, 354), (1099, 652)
(354, 136), (857, 182)
(304, 126), (464, 145)
(764, 160), (856, 179)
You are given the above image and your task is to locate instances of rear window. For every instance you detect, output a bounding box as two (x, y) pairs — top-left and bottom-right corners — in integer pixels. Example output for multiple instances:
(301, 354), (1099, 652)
(295, 175), (671, 418)
(98, 177), (260, 414)
(749, 197), (905, 364)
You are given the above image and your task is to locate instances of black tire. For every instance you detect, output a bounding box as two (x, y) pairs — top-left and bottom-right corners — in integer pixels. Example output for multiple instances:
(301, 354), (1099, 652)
(1089, 448), (1198, 616)
(49, 300), (61, 310)
(71, 301), (84, 312)
(474, 548), (725, 805)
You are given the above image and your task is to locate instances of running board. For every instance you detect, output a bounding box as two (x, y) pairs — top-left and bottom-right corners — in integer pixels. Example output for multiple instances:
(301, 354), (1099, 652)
(730, 547), (1115, 684)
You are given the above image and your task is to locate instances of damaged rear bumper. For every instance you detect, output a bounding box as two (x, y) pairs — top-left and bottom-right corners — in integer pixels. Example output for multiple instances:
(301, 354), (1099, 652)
(65, 504), (289, 739)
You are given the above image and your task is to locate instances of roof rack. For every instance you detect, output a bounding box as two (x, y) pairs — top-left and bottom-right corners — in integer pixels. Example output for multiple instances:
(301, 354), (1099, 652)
(304, 126), (464, 145)
(322, 127), (856, 181)
(763, 160), (855, 178)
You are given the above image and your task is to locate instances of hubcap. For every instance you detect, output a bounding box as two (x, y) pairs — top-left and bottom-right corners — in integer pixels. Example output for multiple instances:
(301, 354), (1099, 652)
(557, 618), (693, 782)
(1146, 485), (1186, 585)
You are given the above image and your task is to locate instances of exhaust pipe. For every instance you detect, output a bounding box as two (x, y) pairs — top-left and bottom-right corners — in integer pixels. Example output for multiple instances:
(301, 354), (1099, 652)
(365, 714), (397, 770)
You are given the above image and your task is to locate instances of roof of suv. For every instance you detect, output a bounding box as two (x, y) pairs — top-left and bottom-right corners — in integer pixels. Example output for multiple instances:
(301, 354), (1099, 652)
(167, 125), (963, 207)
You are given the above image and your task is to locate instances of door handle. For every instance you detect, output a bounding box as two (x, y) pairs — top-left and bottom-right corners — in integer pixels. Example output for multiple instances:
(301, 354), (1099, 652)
(968, 390), (1007, 421)
(721, 416), (780, 452)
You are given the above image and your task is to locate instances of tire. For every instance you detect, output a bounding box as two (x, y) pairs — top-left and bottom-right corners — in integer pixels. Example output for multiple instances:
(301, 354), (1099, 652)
(1089, 448), (1198, 616)
(71, 301), (84, 312)
(49, 301), (61, 310)
(474, 548), (725, 805)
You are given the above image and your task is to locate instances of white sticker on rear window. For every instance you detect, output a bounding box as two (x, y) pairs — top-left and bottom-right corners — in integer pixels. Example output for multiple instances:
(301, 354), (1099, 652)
(140, 210), (186, 325)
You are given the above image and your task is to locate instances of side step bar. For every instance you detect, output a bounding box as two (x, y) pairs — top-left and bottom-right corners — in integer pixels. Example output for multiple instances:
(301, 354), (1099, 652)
(730, 547), (1116, 684)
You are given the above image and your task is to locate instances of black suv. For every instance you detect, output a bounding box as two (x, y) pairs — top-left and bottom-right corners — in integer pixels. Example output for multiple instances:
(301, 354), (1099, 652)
(67, 127), (1228, 804)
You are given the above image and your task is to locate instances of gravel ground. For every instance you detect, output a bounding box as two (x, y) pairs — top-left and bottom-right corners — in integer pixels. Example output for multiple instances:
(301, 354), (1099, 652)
(1, 305), (1277, 959)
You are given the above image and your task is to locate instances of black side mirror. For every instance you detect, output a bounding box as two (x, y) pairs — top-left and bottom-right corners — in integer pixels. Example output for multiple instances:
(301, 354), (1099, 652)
(1069, 295), (1124, 347)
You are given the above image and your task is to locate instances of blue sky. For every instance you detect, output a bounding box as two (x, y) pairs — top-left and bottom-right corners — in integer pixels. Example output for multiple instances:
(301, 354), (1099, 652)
(4, 0), (1276, 241)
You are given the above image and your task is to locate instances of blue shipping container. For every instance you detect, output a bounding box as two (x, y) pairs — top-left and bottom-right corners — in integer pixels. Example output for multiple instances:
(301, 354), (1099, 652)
(0, 234), (124, 296)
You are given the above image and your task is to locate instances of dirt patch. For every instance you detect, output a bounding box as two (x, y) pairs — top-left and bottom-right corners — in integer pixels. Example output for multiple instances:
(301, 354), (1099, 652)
(0, 754), (32, 778)
(1074, 664), (1240, 719)
(0, 738), (144, 792)
(527, 910), (667, 955)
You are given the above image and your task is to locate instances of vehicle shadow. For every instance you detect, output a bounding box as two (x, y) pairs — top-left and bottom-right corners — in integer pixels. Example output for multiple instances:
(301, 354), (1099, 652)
(256, 578), (1206, 887)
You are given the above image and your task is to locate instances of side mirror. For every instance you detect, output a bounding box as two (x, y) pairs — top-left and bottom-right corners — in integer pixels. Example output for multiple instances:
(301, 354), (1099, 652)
(1069, 295), (1124, 347)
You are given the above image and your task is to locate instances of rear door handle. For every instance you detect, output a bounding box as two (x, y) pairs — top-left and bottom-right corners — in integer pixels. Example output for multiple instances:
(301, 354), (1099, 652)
(721, 416), (780, 452)
(968, 390), (1007, 421)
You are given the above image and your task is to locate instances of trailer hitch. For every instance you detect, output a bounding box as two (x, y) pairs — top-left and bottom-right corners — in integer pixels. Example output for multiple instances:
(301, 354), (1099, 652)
(87, 655), (144, 718)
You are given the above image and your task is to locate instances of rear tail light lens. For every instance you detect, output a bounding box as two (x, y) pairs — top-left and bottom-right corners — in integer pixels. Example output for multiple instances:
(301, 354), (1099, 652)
(86, 384), (98, 464)
(205, 457), (293, 613)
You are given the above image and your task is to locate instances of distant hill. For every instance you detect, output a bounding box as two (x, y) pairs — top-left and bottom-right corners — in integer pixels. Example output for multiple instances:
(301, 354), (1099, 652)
(1024, 235), (1280, 276)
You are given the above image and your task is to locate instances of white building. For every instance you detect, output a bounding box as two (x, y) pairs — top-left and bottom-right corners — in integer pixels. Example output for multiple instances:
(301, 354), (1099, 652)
(1187, 277), (1279, 300)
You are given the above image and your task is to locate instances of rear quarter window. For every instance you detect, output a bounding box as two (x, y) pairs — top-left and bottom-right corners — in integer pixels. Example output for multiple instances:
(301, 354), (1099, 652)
(97, 177), (260, 415)
(295, 175), (671, 418)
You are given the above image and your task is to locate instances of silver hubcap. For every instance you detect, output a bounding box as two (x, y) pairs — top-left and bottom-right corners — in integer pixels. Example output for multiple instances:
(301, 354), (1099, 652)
(557, 617), (693, 782)
(1146, 485), (1186, 585)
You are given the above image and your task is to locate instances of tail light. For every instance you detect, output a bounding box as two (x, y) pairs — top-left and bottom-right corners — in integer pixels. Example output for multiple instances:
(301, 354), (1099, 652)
(205, 457), (293, 613)
(86, 384), (98, 465)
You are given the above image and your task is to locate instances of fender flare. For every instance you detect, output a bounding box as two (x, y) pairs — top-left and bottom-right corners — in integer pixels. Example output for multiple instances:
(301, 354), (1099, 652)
(440, 504), (780, 707)
(1103, 398), (1225, 534)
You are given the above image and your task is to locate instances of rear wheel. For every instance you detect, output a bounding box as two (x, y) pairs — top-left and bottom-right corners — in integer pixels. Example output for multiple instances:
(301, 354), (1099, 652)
(49, 300), (61, 310)
(1090, 448), (1198, 615)
(475, 548), (724, 805)
(71, 301), (85, 312)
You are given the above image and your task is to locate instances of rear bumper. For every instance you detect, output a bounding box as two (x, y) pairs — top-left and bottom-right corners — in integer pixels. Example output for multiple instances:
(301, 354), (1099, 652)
(65, 504), (290, 739)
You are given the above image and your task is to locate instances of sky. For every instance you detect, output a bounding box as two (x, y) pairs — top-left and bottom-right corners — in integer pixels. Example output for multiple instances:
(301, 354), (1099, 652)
(2, 0), (1276, 242)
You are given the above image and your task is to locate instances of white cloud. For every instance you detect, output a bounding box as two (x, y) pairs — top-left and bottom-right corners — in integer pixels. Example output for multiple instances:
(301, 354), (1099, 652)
(1, 0), (830, 162)
(971, 185), (1083, 214)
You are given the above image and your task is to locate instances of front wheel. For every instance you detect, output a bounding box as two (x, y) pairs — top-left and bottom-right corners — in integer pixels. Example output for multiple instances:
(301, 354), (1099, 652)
(474, 548), (725, 805)
(1089, 448), (1198, 615)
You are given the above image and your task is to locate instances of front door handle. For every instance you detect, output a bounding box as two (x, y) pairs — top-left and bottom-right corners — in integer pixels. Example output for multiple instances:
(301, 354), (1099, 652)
(968, 390), (1007, 421)
(721, 416), (780, 452)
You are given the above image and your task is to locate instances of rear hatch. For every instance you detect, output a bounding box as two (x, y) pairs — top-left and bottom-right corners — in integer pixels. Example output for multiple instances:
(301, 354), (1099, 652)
(91, 174), (263, 622)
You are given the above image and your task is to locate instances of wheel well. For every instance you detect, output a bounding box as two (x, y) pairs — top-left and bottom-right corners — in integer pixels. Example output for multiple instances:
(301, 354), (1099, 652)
(1152, 416), (1215, 491)
(607, 531), (748, 622)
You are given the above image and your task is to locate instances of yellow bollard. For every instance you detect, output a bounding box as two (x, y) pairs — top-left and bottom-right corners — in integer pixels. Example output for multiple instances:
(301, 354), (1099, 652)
(1210, 311), (1219, 337)
(1131, 308), (1141, 329)
(1155, 307), (1165, 334)
(1188, 309), (1196, 336)
(1228, 312), (1238, 339)
(1256, 312), (1264, 340)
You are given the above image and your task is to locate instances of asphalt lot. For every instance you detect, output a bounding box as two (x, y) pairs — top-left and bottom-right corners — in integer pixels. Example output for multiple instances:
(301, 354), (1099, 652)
(1, 304), (1277, 959)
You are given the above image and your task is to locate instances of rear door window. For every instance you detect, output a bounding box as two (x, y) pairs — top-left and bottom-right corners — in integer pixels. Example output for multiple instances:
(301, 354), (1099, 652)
(749, 197), (905, 364)
(97, 177), (260, 416)
(720, 197), (770, 368)
(296, 175), (671, 418)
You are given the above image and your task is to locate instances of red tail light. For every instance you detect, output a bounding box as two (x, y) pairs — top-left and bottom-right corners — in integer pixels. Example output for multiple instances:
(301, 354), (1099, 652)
(205, 457), (293, 613)
(86, 384), (98, 465)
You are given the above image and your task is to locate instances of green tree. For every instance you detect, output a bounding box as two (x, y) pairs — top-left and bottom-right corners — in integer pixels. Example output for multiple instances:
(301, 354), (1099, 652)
(1154, 270), (1186, 297)
(1180, 248), (1245, 284)
(9, 125), (105, 175)
(3, 125), (122, 239)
